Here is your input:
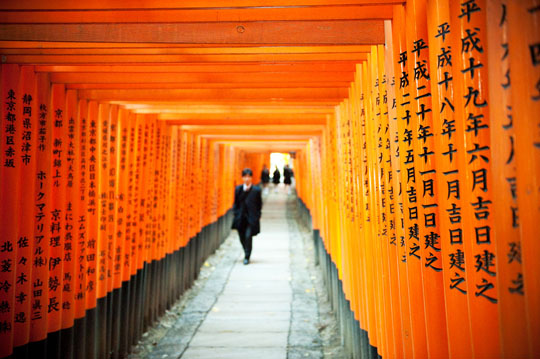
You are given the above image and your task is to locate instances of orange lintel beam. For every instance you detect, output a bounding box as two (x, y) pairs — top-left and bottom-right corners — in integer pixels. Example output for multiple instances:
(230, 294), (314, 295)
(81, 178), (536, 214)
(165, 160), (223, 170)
(159, 112), (328, 121)
(197, 131), (322, 136)
(238, 146), (307, 153)
(78, 88), (348, 101)
(0, 45), (372, 55)
(2, 53), (369, 64)
(0, 5), (392, 23)
(113, 100), (339, 107)
(166, 119), (326, 126)
(0, 1), (404, 10)
(223, 140), (309, 145)
(181, 123), (323, 130)
(35, 63), (358, 73)
(50, 72), (354, 84)
(0, 41), (361, 49)
(209, 135), (313, 140)
(115, 103), (334, 114)
(215, 141), (309, 150)
(213, 139), (311, 144)
(162, 117), (327, 126)
(0, 41), (183, 48)
(182, 124), (324, 135)
(66, 82), (351, 90)
(222, 141), (310, 145)
(0, 21), (385, 44)
(217, 143), (309, 153)
(240, 147), (306, 153)
(200, 134), (319, 140)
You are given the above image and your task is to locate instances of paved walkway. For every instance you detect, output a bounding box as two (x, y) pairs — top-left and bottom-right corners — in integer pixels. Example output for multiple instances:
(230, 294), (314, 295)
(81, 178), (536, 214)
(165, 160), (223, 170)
(183, 189), (293, 358)
(131, 188), (328, 359)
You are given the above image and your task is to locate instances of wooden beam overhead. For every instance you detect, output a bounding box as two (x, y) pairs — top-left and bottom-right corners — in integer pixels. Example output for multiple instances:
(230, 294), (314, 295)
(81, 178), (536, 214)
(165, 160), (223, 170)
(50, 71), (354, 84)
(114, 103), (334, 113)
(78, 88), (347, 101)
(0, 40), (358, 52)
(66, 82), (350, 90)
(181, 124), (323, 131)
(0, 1), (387, 129)
(180, 125), (324, 139)
(197, 134), (318, 140)
(0, 5), (392, 23)
(0, 45), (372, 54)
(35, 62), (359, 73)
(0, 1), (403, 10)
(111, 100), (339, 107)
(0, 20), (385, 44)
(158, 112), (328, 119)
(2, 53), (369, 64)
(227, 142), (309, 145)
(233, 146), (307, 153)
(159, 113), (328, 125)
(212, 139), (311, 144)
(210, 140), (309, 152)
(167, 119), (325, 126)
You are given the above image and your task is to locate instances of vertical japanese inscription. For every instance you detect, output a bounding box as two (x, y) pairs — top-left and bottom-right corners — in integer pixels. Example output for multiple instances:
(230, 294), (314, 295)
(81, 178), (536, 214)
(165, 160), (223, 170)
(456, 0), (498, 305)
(451, 0), (500, 356)
(13, 67), (38, 348)
(75, 102), (87, 317)
(0, 66), (20, 356)
(86, 102), (98, 306)
(48, 85), (67, 333)
(30, 75), (51, 343)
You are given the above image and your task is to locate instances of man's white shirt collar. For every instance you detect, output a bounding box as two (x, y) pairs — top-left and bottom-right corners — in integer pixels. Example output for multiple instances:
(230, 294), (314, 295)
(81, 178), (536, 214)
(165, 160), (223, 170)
(243, 184), (252, 191)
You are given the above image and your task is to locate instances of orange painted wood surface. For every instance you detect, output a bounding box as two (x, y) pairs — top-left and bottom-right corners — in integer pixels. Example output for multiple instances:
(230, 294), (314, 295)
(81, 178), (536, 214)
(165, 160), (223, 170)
(29, 72), (52, 344)
(32, 63), (359, 73)
(0, 64), (21, 357)
(61, 89), (79, 330)
(507, 1), (540, 357)
(0, 21), (384, 45)
(487, 1), (529, 357)
(12, 66), (37, 348)
(426, 0), (473, 357)
(449, 1), (500, 356)
(74, 99), (88, 320)
(0, 2), (538, 358)
(0, 6), (393, 23)
(0, 1), (403, 10)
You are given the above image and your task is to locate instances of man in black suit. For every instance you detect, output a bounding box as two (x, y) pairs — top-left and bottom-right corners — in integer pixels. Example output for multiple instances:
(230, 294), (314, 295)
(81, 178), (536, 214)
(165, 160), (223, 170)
(231, 168), (263, 265)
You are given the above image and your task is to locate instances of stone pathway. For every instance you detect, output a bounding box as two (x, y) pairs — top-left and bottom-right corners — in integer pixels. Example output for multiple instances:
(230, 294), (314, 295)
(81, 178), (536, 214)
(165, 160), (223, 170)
(181, 191), (293, 358)
(130, 188), (341, 359)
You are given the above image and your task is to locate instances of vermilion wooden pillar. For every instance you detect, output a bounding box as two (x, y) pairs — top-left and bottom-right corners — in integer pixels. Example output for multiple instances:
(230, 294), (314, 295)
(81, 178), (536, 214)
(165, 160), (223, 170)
(0, 64), (21, 358)
(507, 1), (540, 357)
(449, 1), (500, 356)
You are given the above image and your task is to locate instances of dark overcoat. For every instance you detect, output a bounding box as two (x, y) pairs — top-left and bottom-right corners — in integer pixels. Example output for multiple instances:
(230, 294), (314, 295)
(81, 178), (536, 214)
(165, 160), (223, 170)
(272, 169), (281, 184)
(283, 167), (293, 185)
(231, 185), (263, 236)
(261, 169), (270, 183)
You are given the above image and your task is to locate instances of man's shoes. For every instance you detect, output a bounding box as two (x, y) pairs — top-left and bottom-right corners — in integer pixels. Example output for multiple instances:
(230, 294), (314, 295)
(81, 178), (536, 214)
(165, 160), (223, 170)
(243, 258), (249, 265)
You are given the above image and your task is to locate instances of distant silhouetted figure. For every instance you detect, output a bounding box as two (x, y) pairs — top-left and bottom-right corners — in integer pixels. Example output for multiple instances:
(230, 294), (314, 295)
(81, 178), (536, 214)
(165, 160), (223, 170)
(283, 164), (294, 194)
(261, 164), (270, 194)
(231, 168), (262, 265)
(272, 167), (281, 192)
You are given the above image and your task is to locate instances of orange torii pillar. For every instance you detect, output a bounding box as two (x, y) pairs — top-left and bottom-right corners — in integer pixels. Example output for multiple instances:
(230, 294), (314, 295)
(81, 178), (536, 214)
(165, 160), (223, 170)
(0, 65), (240, 358)
(295, 1), (540, 358)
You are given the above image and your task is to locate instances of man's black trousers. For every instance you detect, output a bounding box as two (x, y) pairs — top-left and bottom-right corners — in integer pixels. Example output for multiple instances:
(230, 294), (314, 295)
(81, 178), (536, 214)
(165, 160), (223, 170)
(237, 221), (253, 260)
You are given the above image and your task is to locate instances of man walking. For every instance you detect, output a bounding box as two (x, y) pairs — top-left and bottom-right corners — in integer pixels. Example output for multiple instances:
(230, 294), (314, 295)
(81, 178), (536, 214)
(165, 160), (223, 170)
(231, 168), (263, 265)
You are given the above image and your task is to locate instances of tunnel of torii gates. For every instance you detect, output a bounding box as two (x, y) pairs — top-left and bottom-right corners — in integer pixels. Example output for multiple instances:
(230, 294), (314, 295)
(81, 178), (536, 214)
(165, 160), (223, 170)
(0, 0), (538, 358)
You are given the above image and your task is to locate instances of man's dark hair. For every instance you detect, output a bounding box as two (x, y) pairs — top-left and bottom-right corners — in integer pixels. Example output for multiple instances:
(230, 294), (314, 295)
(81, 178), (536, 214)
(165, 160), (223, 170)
(242, 168), (253, 176)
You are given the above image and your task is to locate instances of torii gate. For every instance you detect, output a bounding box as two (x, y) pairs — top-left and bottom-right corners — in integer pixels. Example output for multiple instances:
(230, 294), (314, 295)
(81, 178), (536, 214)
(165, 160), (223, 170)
(0, 1), (539, 358)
